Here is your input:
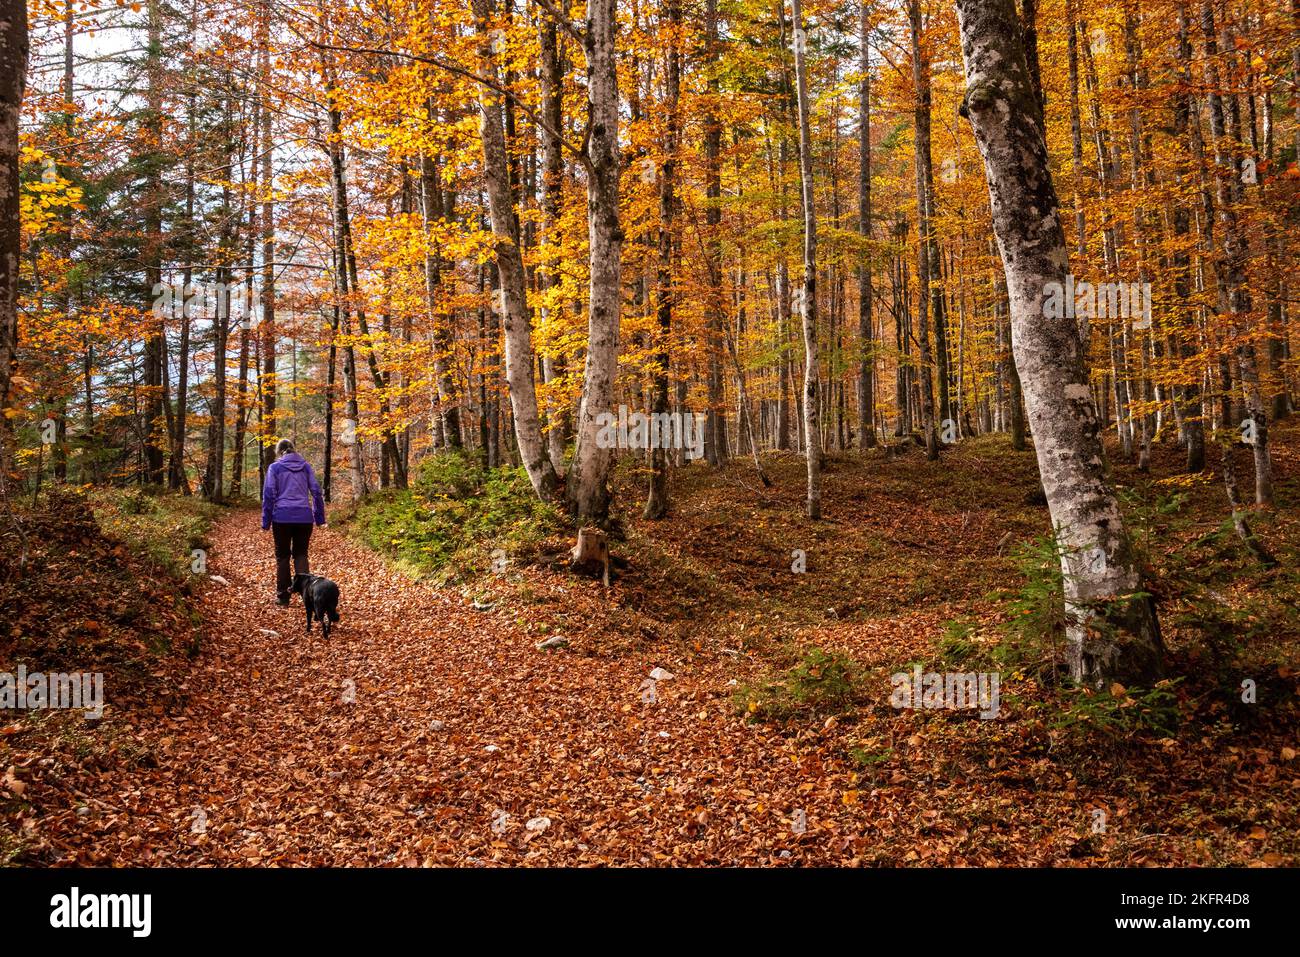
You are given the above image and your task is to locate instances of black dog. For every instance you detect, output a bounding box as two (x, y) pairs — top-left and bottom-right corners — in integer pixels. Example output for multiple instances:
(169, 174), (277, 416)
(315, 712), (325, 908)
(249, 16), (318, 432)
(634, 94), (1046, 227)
(291, 573), (341, 639)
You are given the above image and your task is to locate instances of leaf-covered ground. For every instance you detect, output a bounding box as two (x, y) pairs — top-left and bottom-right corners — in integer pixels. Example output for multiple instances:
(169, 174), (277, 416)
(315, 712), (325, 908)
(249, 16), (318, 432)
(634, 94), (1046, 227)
(3, 430), (1298, 866)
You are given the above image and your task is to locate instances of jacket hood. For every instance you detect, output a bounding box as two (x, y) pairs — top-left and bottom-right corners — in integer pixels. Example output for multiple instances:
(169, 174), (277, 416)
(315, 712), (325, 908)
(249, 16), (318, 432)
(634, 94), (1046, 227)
(277, 452), (308, 470)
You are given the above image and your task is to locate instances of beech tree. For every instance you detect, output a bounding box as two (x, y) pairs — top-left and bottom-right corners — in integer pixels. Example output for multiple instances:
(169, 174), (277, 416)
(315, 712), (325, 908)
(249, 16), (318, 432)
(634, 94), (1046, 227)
(791, 0), (822, 519)
(566, 0), (623, 523)
(471, 0), (557, 502)
(954, 0), (1164, 686)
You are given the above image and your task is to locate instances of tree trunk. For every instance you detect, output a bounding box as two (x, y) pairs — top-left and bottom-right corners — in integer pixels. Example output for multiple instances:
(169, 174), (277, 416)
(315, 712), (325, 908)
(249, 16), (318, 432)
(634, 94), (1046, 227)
(202, 265), (230, 501)
(537, 11), (569, 476)
(566, 0), (622, 522)
(791, 0), (822, 519)
(169, 163), (195, 491)
(472, 0), (557, 502)
(320, 47), (367, 500)
(324, 304), (336, 501)
(142, 0), (166, 485)
(1171, 5), (1206, 472)
(1199, 0), (1272, 505)
(420, 134), (462, 449)
(909, 0), (939, 460)
(645, 0), (681, 520)
(0, 0), (26, 480)
(257, 3), (276, 483)
(229, 88), (259, 499)
(956, 0), (1163, 687)
(857, 3), (876, 450)
(703, 0), (729, 466)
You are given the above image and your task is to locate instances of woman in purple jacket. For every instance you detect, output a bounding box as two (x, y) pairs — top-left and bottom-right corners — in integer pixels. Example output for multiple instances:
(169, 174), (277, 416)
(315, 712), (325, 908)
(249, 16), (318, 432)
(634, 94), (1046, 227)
(261, 439), (327, 606)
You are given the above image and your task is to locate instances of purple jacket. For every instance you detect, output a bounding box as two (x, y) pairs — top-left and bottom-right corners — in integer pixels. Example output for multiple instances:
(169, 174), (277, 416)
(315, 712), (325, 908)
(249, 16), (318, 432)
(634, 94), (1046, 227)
(262, 453), (326, 528)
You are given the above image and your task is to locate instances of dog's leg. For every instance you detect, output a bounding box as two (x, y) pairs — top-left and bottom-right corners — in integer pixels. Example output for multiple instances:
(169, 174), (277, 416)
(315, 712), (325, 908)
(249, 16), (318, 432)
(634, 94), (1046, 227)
(305, 604), (312, 633)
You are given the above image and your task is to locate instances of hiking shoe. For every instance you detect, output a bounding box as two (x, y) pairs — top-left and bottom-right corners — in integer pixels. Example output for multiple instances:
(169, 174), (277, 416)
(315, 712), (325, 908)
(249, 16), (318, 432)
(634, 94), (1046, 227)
(277, 592), (291, 607)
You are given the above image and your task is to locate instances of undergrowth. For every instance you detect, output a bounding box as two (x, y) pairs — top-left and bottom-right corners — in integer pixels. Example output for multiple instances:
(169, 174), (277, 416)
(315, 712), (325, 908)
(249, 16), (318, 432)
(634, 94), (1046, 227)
(734, 647), (864, 722)
(928, 482), (1299, 741)
(88, 486), (220, 580)
(349, 450), (566, 583)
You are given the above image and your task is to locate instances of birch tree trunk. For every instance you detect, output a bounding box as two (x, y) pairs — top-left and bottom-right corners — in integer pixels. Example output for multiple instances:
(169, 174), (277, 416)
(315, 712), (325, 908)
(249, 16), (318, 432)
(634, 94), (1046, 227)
(202, 264), (229, 500)
(471, 0), (557, 501)
(566, 0), (622, 522)
(955, 0), (1163, 687)
(791, 0), (822, 519)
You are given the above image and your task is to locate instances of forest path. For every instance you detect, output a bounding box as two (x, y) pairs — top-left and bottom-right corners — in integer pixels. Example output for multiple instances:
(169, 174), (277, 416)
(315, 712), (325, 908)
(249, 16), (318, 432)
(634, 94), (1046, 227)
(81, 507), (867, 865)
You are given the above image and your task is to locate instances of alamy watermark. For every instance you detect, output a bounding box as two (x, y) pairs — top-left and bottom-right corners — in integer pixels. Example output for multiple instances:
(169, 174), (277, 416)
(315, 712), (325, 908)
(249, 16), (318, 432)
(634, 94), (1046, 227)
(1043, 276), (1152, 330)
(152, 281), (263, 327)
(1, 665), (104, 719)
(595, 404), (707, 460)
(49, 887), (150, 937)
(890, 665), (1000, 719)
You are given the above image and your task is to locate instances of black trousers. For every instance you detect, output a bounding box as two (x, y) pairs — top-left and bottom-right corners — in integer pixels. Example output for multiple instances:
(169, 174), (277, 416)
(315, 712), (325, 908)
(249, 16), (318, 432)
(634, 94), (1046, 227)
(272, 522), (313, 596)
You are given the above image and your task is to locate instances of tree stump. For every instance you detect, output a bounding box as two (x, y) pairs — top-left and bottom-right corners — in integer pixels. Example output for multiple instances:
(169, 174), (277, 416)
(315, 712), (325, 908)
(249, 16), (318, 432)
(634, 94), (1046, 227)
(570, 526), (611, 587)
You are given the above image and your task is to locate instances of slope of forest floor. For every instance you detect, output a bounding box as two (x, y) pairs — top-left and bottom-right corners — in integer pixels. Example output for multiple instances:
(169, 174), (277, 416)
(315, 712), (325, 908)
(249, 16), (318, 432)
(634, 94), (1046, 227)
(444, 426), (1300, 865)
(1, 429), (1296, 866)
(0, 488), (215, 864)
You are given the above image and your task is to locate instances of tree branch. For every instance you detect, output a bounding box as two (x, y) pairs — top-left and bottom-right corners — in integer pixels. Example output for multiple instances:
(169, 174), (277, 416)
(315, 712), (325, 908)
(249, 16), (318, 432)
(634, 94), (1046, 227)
(284, 20), (592, 173)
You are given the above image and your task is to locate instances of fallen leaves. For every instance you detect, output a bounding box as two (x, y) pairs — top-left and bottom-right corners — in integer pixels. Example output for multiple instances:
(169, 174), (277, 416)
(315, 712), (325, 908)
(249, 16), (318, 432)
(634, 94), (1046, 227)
(4, 440), (1299, 868)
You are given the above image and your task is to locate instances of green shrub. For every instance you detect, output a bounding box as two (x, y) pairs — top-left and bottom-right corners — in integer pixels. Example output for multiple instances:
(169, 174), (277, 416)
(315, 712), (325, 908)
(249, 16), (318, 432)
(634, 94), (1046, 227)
(998, 534), (1068, 674)
(1050, 679), (1185, 738)
(934, 619), (982, 668)
(414, 449), (487, 500)
(0, 823), (26, 868)
(735, 647), (862, 722)
(351, 450), (565, 582)
(89, 487), (220, 578)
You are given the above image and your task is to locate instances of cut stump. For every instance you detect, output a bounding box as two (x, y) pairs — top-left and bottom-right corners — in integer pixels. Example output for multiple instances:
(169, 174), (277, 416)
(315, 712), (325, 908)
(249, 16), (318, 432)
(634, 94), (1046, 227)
(570, 526), (611, 587)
